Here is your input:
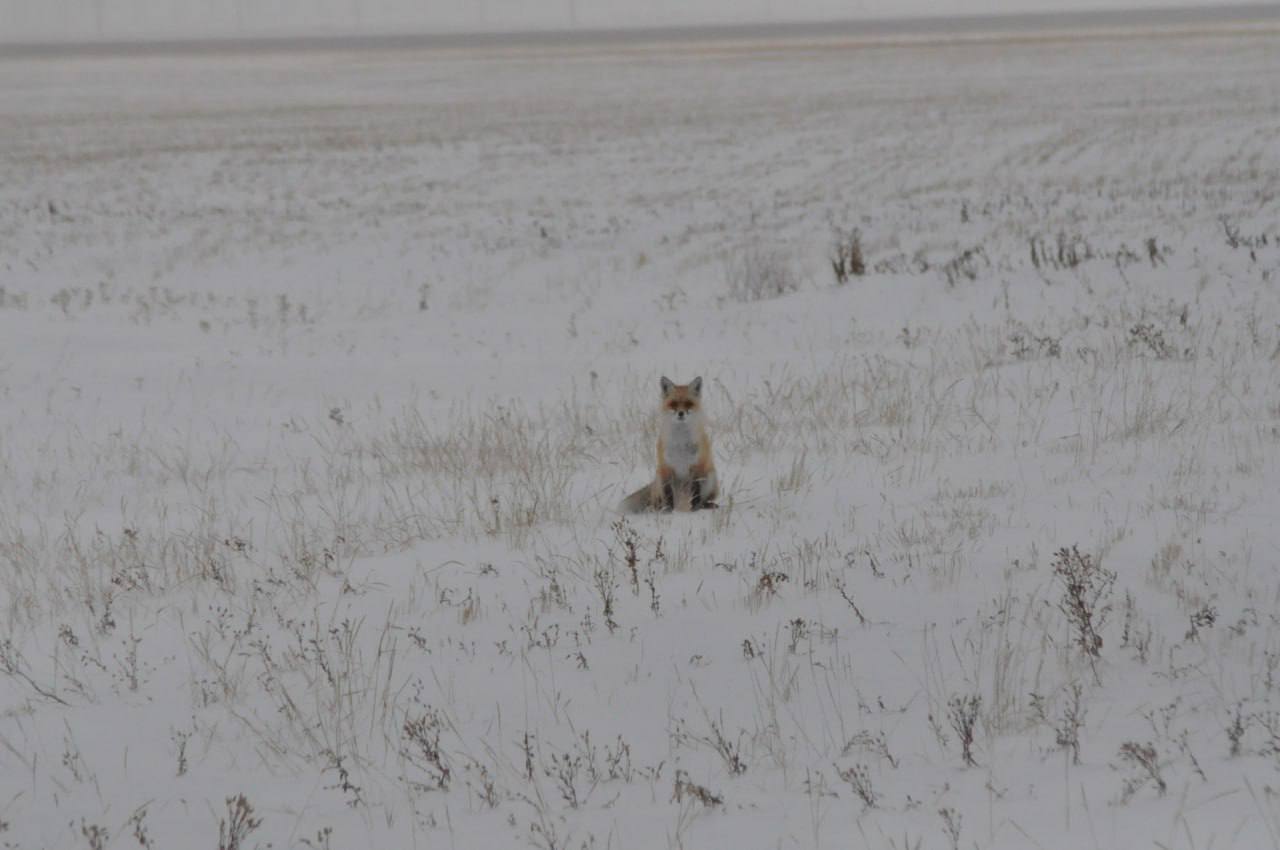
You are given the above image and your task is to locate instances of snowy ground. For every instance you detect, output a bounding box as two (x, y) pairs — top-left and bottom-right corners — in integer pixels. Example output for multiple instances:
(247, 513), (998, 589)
(2, 27), (1280, 850)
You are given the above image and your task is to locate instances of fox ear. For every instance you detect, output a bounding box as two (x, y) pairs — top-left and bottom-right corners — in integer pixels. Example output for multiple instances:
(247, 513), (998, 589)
(660, 376), (674, 396)
(689, 376), (703, 397)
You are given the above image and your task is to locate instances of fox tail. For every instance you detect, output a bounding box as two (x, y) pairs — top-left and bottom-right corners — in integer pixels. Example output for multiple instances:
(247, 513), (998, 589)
(618, 483), (653, 514)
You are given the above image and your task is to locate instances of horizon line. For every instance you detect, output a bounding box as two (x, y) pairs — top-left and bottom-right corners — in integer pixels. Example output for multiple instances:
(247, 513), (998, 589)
(1, 1), (1278, 57)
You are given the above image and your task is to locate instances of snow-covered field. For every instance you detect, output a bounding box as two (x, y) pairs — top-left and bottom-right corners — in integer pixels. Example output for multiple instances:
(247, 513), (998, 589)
(2, 27), (1280, 849)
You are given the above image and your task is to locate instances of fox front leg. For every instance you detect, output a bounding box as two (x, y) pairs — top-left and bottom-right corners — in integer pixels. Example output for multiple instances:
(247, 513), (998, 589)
(656, 465), (678, 512)
(689, 479), (719, 510)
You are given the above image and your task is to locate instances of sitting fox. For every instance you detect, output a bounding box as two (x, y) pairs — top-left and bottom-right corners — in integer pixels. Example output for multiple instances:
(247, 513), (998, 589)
(619, 376), (719, 513)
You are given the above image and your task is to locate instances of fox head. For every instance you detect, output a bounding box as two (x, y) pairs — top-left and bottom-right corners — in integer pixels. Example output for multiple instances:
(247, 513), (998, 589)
(659, 376), (703, 423)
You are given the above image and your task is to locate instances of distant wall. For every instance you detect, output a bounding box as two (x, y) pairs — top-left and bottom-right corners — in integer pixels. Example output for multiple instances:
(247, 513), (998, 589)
(0, 0), (1251, 44)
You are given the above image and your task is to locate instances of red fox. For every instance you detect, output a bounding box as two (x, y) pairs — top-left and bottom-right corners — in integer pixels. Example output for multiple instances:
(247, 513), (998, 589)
(619, 376), (719, 513)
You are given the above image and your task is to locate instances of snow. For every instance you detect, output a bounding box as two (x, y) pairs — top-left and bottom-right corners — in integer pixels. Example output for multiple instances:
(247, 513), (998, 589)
(2, 28), (1280, 850)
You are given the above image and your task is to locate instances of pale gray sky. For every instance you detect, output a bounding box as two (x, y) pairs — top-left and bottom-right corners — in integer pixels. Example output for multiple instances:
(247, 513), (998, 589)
(0, 0), (1265, 43)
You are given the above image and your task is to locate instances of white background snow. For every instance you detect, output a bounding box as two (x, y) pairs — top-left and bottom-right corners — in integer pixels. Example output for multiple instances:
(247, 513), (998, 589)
(2, 18), (1280, 850)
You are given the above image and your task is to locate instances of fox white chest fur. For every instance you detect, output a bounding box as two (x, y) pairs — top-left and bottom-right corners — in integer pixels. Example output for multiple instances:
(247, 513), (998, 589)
(662, 419), (701, 477)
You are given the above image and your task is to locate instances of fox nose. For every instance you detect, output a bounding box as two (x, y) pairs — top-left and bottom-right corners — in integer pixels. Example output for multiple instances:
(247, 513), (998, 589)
(676, 411), (686, 420)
